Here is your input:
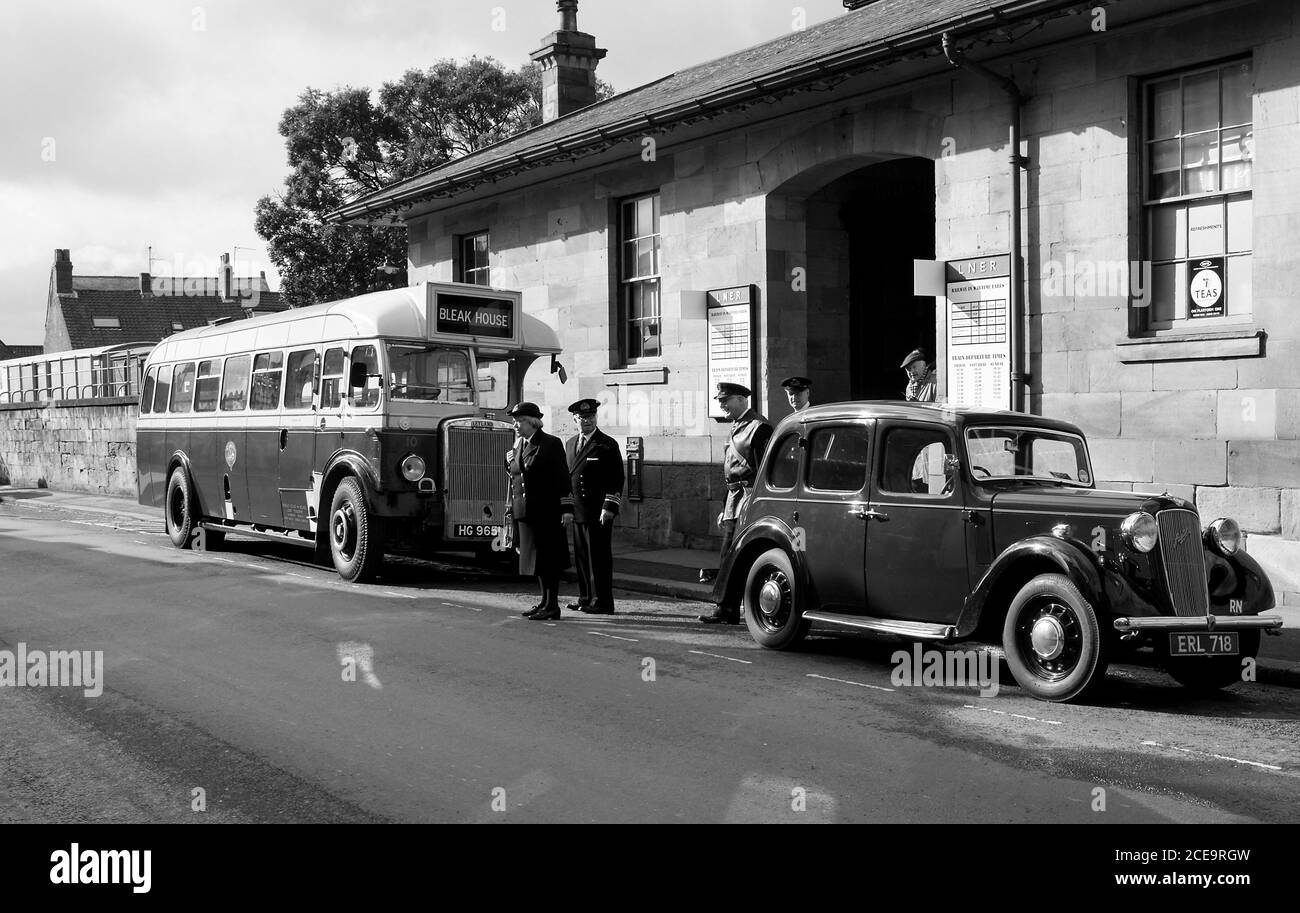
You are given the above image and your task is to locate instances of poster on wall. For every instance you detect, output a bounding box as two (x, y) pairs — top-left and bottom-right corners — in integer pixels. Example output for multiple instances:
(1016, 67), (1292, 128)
(706, 285), (756, 421)
(945, 256), (1011, 411)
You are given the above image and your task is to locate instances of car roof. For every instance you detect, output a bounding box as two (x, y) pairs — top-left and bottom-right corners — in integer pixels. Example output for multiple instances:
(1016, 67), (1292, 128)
(779, 401), (1086, 436)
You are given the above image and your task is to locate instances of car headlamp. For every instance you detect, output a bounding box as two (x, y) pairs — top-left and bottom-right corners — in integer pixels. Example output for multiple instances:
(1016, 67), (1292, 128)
(1121, 511), (1158, 553)
(1206, 517), (1240, 556)
(400, 454), (427, 482)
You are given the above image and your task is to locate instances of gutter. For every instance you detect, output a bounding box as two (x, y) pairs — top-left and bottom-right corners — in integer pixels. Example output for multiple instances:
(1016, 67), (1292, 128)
(942, 32), (1030, 414)
(328, 0), (1097, 224)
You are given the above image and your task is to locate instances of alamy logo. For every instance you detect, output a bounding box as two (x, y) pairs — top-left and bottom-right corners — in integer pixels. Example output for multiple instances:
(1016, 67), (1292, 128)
(50, 845), (151, 893)
(891, 644), (999, 697)
(0, 643), (103, 697)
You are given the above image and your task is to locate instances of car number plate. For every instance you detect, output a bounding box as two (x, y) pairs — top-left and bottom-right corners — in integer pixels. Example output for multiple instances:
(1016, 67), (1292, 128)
(1168, 632), (1239, 656)
(453, 524), (501, 539)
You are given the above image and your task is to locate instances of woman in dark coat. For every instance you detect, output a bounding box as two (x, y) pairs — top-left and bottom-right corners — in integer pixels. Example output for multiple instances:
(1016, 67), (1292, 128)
(504, 402), (573, 620)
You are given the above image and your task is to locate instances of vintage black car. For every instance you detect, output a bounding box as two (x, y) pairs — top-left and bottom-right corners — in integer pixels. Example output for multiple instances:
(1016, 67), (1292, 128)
(711, 402), (1282, 702)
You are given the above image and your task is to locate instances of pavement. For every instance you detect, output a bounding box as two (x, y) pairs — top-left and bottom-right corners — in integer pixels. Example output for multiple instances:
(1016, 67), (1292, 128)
(3, 484), (1298, 687)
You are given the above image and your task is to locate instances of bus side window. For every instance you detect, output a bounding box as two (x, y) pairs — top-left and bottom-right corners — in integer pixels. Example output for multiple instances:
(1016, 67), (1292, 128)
(284, 349), (318, 410)
(140, 367), (157, 414)
(194, 359), (222, 412)
(153, 365), (173, 414)
(250, 351), (284, 411)
(349, 345), (379, 408)
(169, 362), (196, 413)
(321, 347), (344, 409)
(220, 355), (251, 412)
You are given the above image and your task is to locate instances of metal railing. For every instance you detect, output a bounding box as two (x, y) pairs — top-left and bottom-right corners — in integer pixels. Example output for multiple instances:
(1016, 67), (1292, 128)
(0, 343), (153, 405)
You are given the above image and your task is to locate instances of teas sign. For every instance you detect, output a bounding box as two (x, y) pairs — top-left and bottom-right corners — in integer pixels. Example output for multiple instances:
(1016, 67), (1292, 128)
(434, 293), (515, 338)
(1188, 258), (1225, 319)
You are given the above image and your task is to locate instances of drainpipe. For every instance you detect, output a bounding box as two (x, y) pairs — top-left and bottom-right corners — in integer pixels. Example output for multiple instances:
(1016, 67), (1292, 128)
(942, 32), (1029, 413)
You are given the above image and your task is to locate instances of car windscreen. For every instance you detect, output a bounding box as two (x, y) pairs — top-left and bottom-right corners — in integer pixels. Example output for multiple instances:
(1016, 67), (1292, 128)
(964, 426), (1093, 487)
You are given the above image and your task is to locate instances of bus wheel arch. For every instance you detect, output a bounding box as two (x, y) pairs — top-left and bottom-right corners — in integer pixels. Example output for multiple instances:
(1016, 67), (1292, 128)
(327, 475), (386, 583)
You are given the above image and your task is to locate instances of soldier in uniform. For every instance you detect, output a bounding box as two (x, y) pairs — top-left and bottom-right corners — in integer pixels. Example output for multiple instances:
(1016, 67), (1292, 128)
(699, 382), (773, 625)
(564, 398), (624, 614)
(504, 402), (574, 621)
(781, 375), (812, 412)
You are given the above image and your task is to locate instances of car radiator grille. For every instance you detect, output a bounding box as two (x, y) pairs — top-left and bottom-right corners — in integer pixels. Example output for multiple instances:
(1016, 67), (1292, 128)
(445, 425), (514, 526)
(1157, 508), (1210, 617)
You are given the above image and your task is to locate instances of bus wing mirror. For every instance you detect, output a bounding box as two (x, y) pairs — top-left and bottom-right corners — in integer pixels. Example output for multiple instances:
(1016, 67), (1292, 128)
(550, 355), (568, 385)
(349, 364), (368, 388)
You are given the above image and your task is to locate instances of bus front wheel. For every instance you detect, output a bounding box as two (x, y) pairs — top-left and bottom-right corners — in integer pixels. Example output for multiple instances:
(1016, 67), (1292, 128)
(328, 477), (385, 583)
(165, 466), (197, 549)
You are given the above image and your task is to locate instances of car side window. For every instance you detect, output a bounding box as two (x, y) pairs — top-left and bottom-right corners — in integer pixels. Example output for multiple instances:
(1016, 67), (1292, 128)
(880, 427), (956, 496)
(807, 425), (870, 492)
(766, 432), (801, 490)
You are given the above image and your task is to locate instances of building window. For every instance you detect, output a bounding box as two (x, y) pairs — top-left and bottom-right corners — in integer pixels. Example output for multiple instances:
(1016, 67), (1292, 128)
(620, 192), (661, 361)
(92, 317), (121, 329)
(1142, 59), (1253, 329)
(456, 231), (490, 286)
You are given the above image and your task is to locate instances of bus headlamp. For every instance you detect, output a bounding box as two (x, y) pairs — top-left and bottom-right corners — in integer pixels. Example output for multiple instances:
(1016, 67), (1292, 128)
(1120, 511), (1158, 553)
(400, 454), (426, 482)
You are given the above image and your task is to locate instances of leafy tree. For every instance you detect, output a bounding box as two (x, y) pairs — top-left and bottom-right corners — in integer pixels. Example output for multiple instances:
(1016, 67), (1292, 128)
(257, 57), (610, 307)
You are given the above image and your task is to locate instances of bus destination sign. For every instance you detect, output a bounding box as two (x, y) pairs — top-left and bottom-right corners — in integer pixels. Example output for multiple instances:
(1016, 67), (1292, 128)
(434, 293), (515, 339)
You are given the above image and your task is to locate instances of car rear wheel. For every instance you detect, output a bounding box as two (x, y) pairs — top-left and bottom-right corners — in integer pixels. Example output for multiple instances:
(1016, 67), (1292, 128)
(743, 548), (810, 650)
(165, 466), (196, 549)
(1002, 573), (1107, 703)
(329, 477), (385, 583)
(1160, 630), (1260, 692)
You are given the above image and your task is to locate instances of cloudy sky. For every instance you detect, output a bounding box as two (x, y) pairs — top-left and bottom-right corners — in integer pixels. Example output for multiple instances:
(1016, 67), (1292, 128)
(0, 0), (847, 345)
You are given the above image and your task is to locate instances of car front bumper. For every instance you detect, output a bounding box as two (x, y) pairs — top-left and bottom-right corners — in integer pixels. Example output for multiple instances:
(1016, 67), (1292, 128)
(1112, 614), (1284, 633)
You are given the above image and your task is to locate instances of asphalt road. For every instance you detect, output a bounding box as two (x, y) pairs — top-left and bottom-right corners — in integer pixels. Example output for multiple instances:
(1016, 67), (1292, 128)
(1, 500), (1297, 823)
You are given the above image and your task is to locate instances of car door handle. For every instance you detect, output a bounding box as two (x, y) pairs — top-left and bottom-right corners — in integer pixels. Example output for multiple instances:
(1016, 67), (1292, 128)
(279, 428), (288, 451)
(849, 507), (889, 522)
(963, 509), (984, 526)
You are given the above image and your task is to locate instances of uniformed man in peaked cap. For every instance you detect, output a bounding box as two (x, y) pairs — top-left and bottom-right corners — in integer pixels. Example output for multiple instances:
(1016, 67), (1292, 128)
(699, 382), (773, 625)
(504, 402), (574, 620)
(564, 398), (624, 614)
(780, 375), (812, 412)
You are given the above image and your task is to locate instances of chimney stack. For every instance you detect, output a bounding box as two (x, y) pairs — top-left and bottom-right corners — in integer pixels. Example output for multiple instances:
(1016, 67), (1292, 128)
(530, 0), (606, 122)
(140, 272), (152, 297)
(219, 253), (233, 301)
(54, 249), (72, 295)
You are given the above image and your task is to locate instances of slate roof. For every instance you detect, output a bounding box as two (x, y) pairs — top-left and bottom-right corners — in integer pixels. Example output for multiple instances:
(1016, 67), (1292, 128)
(331, 0), (1087, 221)
(57, 276), (287, 350)
(0, 341), (43, 360)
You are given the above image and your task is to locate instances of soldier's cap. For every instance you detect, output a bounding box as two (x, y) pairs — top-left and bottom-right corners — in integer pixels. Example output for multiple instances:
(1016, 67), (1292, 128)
(714, 382), (751, 400)
(567, 398), (600, 415)
(507, 401), (544, 419)
(780, 375), (812, 390)
(899, 348), (929, 369)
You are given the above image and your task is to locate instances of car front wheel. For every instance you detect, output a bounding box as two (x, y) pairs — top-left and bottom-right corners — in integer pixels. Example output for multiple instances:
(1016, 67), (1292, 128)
(743, 548), (810, 649)
(1002, 573), (1107, 702)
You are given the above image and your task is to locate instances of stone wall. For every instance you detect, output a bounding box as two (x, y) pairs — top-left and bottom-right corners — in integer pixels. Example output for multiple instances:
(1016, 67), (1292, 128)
(0, 400), (137, 496)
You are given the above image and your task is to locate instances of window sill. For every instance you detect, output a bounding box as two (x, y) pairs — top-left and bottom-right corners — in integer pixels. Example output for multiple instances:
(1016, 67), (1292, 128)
(1115, 328), (1264, 363)
(603, 365), (668, 386)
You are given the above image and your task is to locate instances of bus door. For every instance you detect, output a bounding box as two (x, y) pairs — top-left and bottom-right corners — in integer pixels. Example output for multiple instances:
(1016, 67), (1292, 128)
(246, 350), (285, 526)
(217, 355), (252, 521)
(305, 345), (349, 534)
(277, 347), (322, 531)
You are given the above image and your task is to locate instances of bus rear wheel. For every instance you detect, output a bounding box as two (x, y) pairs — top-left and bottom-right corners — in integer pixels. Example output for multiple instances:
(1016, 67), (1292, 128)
(165, 466), (197, 549)
(329, 477), (385, 582)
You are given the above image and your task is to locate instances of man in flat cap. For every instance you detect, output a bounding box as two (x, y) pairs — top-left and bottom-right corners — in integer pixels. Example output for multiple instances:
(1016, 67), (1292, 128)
(504, 402), (574, 620)
(700, 382), (773, 624)
(901, 349), (937, 403)
(781, 375), (812, 413)
(565, 398), (624, 614)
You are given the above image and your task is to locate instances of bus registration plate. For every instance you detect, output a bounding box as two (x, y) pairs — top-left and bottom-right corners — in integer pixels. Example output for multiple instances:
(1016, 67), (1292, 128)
(454, 524), (501, 539)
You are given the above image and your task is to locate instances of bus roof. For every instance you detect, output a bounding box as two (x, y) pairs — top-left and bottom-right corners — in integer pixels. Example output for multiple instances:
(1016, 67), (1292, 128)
(149, 282), (561, 364)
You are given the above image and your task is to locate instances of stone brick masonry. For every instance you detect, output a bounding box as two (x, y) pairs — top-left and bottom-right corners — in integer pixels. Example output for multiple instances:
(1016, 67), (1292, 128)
(0, 401), (137, 496)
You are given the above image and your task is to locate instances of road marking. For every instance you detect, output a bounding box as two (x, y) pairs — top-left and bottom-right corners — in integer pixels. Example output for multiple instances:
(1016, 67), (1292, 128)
(962, 704), (1062, 726)
(806, 673), (894, 692)
(588, 631), (639, 643)
(689, 650), (751, 664)
(383, 591), (418, 600)
(1140, 740), (1282, 772)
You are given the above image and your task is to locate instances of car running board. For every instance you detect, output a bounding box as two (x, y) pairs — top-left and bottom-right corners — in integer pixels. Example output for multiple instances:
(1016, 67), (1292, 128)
(801, 611), (957, 641)
(199, 522), (316, 549)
